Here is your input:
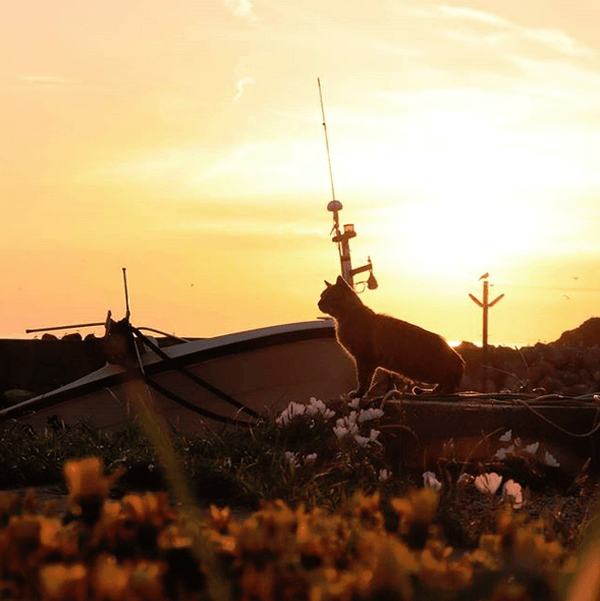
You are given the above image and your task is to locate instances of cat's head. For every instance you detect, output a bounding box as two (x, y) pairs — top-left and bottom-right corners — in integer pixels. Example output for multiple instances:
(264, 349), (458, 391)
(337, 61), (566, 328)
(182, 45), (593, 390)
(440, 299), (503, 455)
(318, 275), (357, 317)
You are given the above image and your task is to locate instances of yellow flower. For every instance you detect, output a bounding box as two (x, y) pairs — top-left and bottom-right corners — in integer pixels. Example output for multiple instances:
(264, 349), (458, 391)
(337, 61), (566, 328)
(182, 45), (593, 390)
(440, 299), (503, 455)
(209, 504), (232, 532)
(5, 515), (41, 576)
(121, 492), (176, 528)
(349, 492), (384, 531)
(240, 563), (275, 601)
(39, 563), (88, 601)
(129, 560), (166, 601)
(38, 516), (63, 554)
(64, 457), (121, 498)
(391, 488), (439, 532)
(157, 523), (193, 551)
(91, 554), (130, 601)
(418, 540), (473, 591)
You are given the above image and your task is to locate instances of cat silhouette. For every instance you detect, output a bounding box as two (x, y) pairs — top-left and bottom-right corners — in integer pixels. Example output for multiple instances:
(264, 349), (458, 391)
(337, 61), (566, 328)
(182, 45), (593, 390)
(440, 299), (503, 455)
(318, 276), (464, 397)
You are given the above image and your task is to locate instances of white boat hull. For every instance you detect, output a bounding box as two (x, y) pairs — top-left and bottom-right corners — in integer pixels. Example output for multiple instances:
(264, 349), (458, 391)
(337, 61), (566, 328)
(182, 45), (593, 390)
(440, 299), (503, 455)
(0, 321), (355, 434)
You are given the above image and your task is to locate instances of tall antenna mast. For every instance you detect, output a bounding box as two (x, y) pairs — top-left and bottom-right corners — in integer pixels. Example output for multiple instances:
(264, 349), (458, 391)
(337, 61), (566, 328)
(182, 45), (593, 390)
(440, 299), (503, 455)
(317, 78), (377, 291)
(318, 77), (337, 207)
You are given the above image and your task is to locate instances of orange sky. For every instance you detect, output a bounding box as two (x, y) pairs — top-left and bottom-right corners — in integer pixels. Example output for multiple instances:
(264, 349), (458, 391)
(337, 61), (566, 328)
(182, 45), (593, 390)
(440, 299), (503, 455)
(2, 0), (600, 345)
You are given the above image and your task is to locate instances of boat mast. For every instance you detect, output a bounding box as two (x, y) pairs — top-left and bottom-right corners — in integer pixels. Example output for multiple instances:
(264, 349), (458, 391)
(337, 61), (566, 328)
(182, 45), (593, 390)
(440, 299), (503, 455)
(317, 78), (377, 291)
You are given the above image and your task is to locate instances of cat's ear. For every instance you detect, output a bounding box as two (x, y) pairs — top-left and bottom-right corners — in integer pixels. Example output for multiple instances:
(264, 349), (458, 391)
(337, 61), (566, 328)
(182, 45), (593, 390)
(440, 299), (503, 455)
(336, 275), (346, 285)
(324, 280), (333, 288)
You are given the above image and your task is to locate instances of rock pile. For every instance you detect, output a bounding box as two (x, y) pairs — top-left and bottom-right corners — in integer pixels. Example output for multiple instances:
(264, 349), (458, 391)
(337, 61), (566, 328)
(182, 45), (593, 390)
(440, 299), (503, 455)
(458, 318), (600, 395)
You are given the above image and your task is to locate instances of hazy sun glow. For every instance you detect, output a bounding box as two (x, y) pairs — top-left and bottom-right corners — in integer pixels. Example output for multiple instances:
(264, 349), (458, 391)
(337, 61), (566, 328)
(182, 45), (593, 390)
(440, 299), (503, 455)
(2, 0), (600, 345)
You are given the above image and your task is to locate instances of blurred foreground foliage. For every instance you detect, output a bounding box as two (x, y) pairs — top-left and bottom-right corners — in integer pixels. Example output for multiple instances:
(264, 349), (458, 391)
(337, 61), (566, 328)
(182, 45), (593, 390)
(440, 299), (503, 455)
(1, 400), (600, 599)
(0, 456), (597, 600)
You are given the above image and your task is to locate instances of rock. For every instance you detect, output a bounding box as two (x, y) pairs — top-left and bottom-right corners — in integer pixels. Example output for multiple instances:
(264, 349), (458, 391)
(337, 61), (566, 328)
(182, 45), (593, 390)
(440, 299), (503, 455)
(552, 317), (600, 347)
(561, 371), (580, 387)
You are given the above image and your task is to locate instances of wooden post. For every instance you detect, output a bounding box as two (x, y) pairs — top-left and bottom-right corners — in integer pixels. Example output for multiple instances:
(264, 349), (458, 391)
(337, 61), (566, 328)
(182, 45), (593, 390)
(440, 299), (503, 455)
(469, 274), (504, 391)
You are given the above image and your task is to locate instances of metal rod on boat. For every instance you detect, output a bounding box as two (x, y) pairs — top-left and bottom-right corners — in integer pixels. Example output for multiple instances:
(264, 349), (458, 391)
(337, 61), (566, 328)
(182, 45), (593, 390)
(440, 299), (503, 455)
(122, 267), (131, 320)
(26, 322), (105, 334)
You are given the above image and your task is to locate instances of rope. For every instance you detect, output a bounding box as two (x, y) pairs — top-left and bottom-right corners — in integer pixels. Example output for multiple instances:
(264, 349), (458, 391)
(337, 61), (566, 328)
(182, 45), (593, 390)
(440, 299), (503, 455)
(142, 374), (255, 428)
(512, 397), (600, 438)
(130, 325), (261, 420)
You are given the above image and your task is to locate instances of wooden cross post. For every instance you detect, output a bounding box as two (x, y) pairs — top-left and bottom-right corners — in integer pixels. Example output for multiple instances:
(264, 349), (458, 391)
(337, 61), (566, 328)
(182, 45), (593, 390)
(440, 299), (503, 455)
(469, 274), (504, 391)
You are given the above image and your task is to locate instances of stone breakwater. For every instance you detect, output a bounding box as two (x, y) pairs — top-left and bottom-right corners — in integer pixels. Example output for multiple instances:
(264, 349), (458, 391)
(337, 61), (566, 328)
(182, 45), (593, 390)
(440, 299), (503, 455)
(457, 317), (600, 395)
(457, 341), (600, 395)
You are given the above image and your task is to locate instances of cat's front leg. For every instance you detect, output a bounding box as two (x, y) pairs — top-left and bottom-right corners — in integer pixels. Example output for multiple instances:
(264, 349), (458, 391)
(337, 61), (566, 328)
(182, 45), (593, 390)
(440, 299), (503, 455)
(350, 361), (376, 398)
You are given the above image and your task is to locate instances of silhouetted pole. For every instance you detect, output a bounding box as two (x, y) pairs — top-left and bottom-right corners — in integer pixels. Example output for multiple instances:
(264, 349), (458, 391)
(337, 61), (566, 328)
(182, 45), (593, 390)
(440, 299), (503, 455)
(469, 274), (504, 390)
(319, 78), (377, 291)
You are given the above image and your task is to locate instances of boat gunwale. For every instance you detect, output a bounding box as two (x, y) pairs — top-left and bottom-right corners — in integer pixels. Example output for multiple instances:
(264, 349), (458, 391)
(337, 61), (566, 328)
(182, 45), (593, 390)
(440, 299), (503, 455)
(0, 320), (336, 422)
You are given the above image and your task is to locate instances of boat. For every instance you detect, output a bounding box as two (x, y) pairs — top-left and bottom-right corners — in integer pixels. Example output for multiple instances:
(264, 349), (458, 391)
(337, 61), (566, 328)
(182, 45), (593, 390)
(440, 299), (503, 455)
(0, 319), (356, 434)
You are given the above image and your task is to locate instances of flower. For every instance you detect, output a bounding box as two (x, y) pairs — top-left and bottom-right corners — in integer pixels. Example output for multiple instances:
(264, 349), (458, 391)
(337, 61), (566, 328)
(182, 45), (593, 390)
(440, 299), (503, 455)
(357, 408), (384, 423)
(285, 452), (301, 468)
(63, 457), (124, 504)
(304, 397), (335, 420)
(90, 554), (130, 601)
(474, 473), (503, 495)
(39, 563), (88, 601)
(423, 471), (442, 490)
(333, 412), (359, 439)
(502, 480), (524, 510)
(348, 397), (361, 410)
(354, 429), (381, 448)
(275, 401), (306, 426)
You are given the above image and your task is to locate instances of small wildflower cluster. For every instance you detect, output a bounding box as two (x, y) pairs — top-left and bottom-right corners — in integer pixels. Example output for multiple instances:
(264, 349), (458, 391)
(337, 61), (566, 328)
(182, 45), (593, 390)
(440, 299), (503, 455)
(333, 410), (383, 448)
(495, 430), (561, 467)
(277, 396), (385, 449)
(423, 469), (525, 510)
(275, 397), (335, 427)
(274, 397), (390, 492)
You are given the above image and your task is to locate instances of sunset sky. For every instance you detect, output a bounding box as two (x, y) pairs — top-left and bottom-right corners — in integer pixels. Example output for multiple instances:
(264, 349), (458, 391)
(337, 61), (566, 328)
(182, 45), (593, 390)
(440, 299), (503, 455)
(3, 0), (600, 345)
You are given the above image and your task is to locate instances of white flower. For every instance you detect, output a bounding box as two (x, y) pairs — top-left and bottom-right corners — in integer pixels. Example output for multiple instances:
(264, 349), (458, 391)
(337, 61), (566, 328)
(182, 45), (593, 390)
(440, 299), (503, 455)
(334, 425), (349, 439)
(305, 397), (335, 420)
(499, 430), (512, 442)
(353, 434), (370, 447)
(303, 453), (317, 467)
(494, 445), (515, 460)
(276, 401), (307, 426)
(285, 451), (301, 468)
(544, 451), (560, 467)
(502, 479), (524, 509)
(353, 429), (381, 448)
(423, 471), (442, 490)
(524, 442), (540, 455)
(334, 413), (359, 438)
(475, 472), (503, 495)
(348, 397), (361, 410)
(457, 473), (471, 486)
(357, 408), (384, 423)
(379, 468), (392, 482)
